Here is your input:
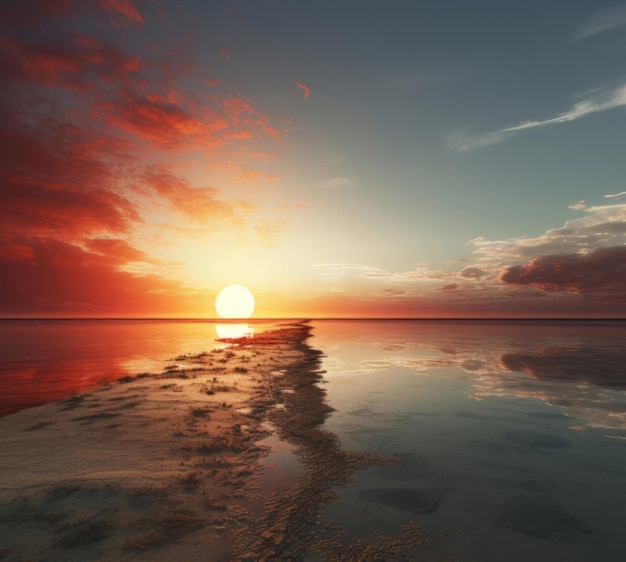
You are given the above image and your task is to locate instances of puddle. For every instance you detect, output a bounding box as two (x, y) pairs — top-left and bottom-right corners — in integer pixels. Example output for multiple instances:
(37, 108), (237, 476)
(256, 423), (306, 491)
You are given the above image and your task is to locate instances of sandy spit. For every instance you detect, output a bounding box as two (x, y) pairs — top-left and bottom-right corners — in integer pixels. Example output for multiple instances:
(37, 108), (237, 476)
(0, 322), (456, 562)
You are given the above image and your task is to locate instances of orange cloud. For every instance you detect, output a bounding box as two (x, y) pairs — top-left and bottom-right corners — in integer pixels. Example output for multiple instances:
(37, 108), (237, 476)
(239, 170), (280, 183)
(248, 152), (278, 161)
(141, 166), (253, 225)
(297, 80), (311, 98)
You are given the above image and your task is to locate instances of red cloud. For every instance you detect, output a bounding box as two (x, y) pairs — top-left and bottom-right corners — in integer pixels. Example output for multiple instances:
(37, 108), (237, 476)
(501, 246), (626, 298)
(0, 239), (190, 316)
(297, 81), (311, 99)
(103, 90), (229, 149)
(101, 91), (283, 151)
(99, 0), (143, 25)
(141, 166), (254, 224)
(85, 238), (148, 263)
(0, 107), (139, 244)
(0, 0), (289, 317)
(1, 35), (145, 92)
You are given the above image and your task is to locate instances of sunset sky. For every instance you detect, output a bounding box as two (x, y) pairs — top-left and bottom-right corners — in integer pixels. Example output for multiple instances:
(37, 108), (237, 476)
(1, 0), (625, 317)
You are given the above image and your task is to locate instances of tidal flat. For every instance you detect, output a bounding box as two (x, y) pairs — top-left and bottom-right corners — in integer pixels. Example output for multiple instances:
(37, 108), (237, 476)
(0, 322), (454, 561)
(1, 319), (624, 561)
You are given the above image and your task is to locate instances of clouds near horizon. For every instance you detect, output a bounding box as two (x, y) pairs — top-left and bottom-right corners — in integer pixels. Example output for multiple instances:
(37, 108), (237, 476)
(313, 195), (626, 315)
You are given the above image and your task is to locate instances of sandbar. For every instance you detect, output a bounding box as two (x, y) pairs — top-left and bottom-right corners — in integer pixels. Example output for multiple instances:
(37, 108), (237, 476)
(0, 322), (454, 561)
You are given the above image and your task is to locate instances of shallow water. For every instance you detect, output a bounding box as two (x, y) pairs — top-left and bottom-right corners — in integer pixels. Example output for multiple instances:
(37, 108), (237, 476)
(0, 319), (260, 415)
(1, 318), (625, 559)
(311, 319), (626, 562)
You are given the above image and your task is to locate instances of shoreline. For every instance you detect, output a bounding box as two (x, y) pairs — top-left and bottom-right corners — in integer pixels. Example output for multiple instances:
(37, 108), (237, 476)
(0, 321), (448, 561)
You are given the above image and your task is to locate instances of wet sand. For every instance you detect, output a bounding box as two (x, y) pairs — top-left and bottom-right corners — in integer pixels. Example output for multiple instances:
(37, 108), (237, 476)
(0, 322), (455, 561)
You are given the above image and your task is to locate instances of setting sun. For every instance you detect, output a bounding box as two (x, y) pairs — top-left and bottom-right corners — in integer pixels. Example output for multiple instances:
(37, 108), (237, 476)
(215, 285), (255, 319)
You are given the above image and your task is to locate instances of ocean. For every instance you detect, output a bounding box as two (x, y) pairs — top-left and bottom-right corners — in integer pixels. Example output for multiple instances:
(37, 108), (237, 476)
(1, 318), (624, 560)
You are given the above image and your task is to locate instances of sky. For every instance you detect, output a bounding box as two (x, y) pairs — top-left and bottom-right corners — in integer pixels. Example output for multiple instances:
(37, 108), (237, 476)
(1, 0), (625, 318)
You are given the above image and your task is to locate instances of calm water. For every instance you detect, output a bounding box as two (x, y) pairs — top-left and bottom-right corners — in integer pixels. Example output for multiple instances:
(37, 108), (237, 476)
(0, 319), (259, 416)
(1, 319), (625, 560)
(312, 320), (626, 562)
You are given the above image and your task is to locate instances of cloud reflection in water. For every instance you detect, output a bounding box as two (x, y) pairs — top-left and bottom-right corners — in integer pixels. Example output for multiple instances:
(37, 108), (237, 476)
(313, 320), (626, 430)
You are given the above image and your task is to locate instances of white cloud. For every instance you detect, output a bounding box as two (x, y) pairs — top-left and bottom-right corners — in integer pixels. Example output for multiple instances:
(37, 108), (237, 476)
(313, 198), (626, 303)
(568, 200), (587, 210)
(447, 128), (512, 152)
(453, 84), (626, 151)
(605, 191), (626, 199)
(313, 263), (389, 281)
(576, 4), (626, 39)
(469, 198), (626, 269)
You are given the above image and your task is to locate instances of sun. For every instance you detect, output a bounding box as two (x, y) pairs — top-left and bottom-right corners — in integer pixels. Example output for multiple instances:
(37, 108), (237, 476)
(215, 285), (255, 319)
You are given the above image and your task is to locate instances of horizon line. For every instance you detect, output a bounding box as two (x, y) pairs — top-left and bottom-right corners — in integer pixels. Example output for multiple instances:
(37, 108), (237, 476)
(1, 316), (625, 322)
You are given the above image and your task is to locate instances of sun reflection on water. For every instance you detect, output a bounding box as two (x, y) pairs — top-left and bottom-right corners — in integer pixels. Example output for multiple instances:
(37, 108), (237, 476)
(215, 323), (255, 340)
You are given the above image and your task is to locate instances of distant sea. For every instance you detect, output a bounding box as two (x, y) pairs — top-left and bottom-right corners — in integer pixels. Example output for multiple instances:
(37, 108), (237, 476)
(1, 318), (625, 560)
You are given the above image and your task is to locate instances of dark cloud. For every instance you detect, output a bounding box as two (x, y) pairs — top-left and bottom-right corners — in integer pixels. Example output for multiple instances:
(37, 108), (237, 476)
(501, 246), (626, 298)
(382, 288), (410, 297)
(461, 266), (486, 279)
(501, 347), (626, 389)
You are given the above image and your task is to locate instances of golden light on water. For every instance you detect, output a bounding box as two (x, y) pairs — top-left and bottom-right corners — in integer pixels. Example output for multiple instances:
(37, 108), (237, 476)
(215, 323), (254, 339)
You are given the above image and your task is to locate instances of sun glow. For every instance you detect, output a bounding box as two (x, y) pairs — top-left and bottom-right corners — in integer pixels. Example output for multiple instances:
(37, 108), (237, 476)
(215, 285), (255, 319)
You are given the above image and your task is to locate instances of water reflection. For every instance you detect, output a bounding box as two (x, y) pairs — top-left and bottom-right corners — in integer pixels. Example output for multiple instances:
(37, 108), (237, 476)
(0, 319), (224, 416)
(500, 347), (626, 388)
(312, 321), (626, 562)
(312, 320), (626, 430)
(215, 323), (254, 340)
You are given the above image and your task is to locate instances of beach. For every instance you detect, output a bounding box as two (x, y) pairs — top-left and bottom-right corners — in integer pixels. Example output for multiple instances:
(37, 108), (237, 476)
(0, 322), (449, 561)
